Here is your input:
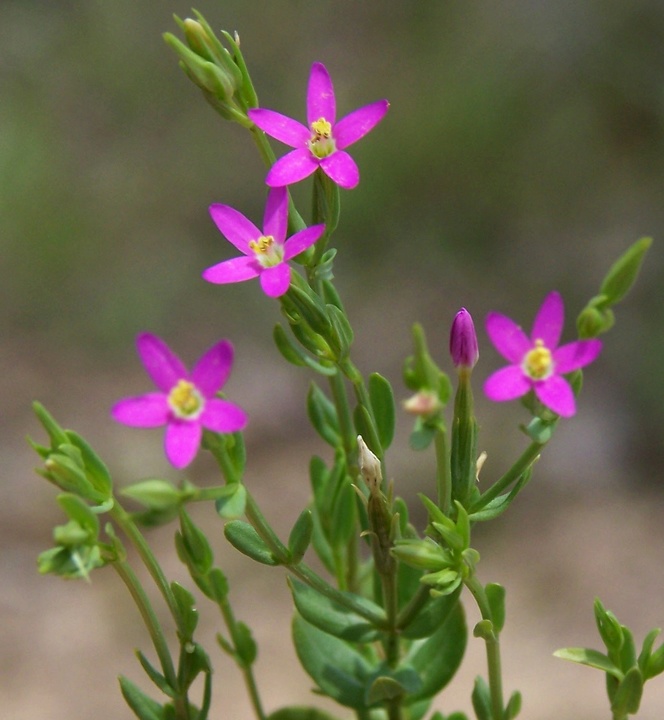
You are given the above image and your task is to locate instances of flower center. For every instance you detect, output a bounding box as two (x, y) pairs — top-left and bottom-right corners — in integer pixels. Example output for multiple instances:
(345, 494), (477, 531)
(523, 339), (553, 380)
(308, 117), (336, 158)
(248, 234), (284, 268)
(168, 380), (204, 420)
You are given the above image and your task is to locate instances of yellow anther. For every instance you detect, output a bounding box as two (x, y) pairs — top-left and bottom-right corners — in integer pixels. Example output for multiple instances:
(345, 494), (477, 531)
(249, 235), (274, 254)
(168, 380), (203, 418)
(523, 339), (553, 380)
(311, 118), (332, 138)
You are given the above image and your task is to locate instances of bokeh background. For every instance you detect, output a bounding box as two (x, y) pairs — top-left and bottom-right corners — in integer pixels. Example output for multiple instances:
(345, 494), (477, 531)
(2, 1), (664, 718)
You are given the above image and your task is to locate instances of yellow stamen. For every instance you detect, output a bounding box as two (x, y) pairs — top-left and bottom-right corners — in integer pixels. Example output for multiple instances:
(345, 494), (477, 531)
(168, 380), (203, 418)
(523, 339), (553, 380)
(311, 118), (332, 138)
(249, 235), (274, 254)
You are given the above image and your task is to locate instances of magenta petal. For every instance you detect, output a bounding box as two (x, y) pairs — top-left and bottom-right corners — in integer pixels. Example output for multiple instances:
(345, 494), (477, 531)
(485, 313), (530, 363)
(553, 339), (602, 373)
(191, 340), (234, 396)
(266, 148), (318, 187)
(165, 420), (202, 469)
(209, 204), (261, 254)
(136, 333), (188, 392)
(307, 62), (336, 125)
(111, 393), (169, 427)
(484, 365), (531, 402)
(262, 187), (288, 243)
(320, 151), (359, 189)
(248, 108), (309, 147)
(531, 291), (564, 348)
(334, 100), (389, 149)
(202, 255), (260, 284)
(283, 224), (326, 261)
(259, 263), (291, 297)
(201, 398), (248, 434)
(533, 376), (576, 417)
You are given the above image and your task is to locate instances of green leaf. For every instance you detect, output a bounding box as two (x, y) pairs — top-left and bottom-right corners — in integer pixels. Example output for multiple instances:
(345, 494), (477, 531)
(56, 493), (100, 536)
(289, 578), (382, 643)
(177, 510), (213, 574)
(288, 510), (314, 564)
(307, 383), (341, 447)
(369, 373), (396, 450)
(471, 676), (492, 720)
(233, 621), (258, 667)
(402, 600), (467, 701)
(267, 707), (342, 720)
(224, 520), (279, 565)
(170, 581), (199, 638)
(273, 323), (336, 376)
(330, 479), (357, 549)
(600, 237), (652, 306)
(637, 627), (660, 676)
(215, 483), (247, 519)
(65, 430), (113, 497)
(409, 422), (437, 451)
(610, 666), (643, 716)
(292, 613), (374, 710)
(553, 648), (623, 680)
(353, 403), (383, 457)
(122, 479), (182, 510)
(486, 583), (506, 634)
(327, 303), (354, 360)
(119, 675), (165, 720)
(135, 650), (176, 699)
(505, 690), (522, 720)
(645, 638), (664, 679)
(400, 588), (461, 640)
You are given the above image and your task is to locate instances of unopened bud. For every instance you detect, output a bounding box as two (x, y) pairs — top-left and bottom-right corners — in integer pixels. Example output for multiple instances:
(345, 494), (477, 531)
(403, 390), (441, 416)
(450, 308), (479, 370)
(357, 436), (382, 492)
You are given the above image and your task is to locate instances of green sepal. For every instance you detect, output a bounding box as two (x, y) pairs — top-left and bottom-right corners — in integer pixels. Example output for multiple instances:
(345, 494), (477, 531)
(292, 613), (374, 710)
(287, 284), (331, 337)
(369, 373), (396, 451)
(402, 601), (466, 702)
(288, 510), (314, 564)
(644, 635), (664, 679)
(610, 666), (643, 717)
(224, 520), (279, 565)
(307, 383), (341, 447)
(637, 628), (661, 677)
(594, 598), (624, 652)
(273, 323), (336, 375)
(288, 578), (382, 643)
(119, 675), (165, 720)
(471, 676), (492, 720)
(170, 581), (199, 638)
(31, 401), (69, 449)
(486, 583), (506, 634)
(267, 707), (342, 720)
(553, 648), (623, 680)
(215, 482), (247, 519)
(135, 650), (177, 699)
(504, 690), (522, 720)
(321, 277), (343, 309)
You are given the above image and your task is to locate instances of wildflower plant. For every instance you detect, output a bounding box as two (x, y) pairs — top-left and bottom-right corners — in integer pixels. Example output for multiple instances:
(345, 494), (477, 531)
(29, 10), (660, 720)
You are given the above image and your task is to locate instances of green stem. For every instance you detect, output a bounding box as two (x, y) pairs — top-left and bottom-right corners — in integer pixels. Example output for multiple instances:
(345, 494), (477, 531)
(434, 427), (451, 515)
(110, 502), (185, 636)
(328, 371), (356, 460)
(113, 559), (179, 694)
(396, 583), (431, 631)
(465, 575), (504, 720)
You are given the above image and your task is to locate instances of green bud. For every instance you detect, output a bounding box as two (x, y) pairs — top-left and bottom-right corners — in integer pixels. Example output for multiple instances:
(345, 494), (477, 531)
(121, 479), (182, 511)
(392, 538), (448, 571)
(177, 509), (214, 575)
(600, 236), (652, 306)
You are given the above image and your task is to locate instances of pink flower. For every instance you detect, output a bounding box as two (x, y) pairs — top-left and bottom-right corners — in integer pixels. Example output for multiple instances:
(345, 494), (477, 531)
(112, 333), (247, 469)
(483, 292), (602, 417)
(202, 187), (325, 298)
(247, 62), (389, 189)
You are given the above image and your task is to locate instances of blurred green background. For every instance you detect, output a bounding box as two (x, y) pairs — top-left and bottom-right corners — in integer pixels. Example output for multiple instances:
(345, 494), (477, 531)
(2, 2), (664, 719)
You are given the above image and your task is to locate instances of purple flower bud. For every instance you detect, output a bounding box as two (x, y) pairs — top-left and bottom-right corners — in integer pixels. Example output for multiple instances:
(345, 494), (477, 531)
(450, 308), (479, 370)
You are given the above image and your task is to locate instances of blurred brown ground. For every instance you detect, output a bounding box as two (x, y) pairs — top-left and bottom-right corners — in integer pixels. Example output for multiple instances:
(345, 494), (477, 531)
(2, 1), (664, 718)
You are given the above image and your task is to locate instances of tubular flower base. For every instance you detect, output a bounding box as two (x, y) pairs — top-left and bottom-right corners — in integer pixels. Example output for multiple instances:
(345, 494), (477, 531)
(483, 291), (602, 417)
(203, 187), (325, 297)
(248, 62), (389, 189)
(111, 333), (248, 468)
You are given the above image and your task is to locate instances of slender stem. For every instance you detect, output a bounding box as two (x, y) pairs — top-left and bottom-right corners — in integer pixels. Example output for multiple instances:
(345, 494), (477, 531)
(328, 371), (356, 460)
(110, 502), (185, 636)
(465, 575), (504, 720)
(396, 583), (431, 631)
(434, 427), (451, 515)
(113, 559), (178, 691)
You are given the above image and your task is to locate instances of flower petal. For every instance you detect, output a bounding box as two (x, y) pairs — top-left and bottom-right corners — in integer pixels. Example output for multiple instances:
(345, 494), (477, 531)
(262, 187), (288, 243)
(483, 365), (531, 402)
(320, 151), (359, 189)
(531, 291), (564, 348)
(209, 204), (260, 255)
(201, 398), (248, 434)
(307, 62), (336, 126)
(259, 263), (291, 297)
(283, 224), (326, 261)
(266, 148), (318, 187)
(165, 420), (202, 469)
(248, 108), (309, 147)
(136, 333), (188, 391)
(191, 340), (234, 397)
(485, 312), (530, 363)
(334, 100), (389, 149)
(111, 393), (169, 427)
(553, 339), (602, 373)
(533, 375), (576, 417)
(202, 255), (261, 285)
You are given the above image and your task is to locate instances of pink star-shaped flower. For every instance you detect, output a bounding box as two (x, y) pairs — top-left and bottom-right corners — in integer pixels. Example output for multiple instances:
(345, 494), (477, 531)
(202, 187), (325, 297)
(247, 62), (389, 189)
(111, 333), (248, 468)
(483, 291), (602, 417)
